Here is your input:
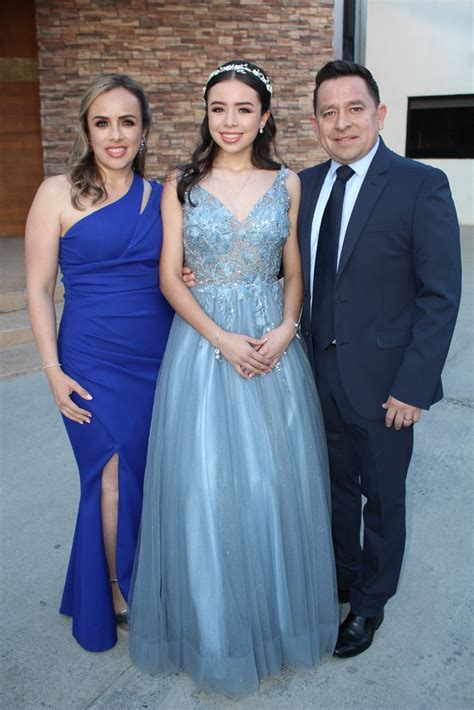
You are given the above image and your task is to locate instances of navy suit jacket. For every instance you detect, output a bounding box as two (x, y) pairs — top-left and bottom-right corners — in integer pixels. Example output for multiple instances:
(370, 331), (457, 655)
(298, 138), (461, 420)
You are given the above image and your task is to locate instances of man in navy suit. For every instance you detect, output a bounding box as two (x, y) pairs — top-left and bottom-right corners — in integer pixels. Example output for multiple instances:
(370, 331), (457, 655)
(298, 61), (461, 657)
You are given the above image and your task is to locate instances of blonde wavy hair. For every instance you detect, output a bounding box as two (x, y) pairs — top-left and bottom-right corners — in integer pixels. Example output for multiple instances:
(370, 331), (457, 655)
(68, 74), (151, 209)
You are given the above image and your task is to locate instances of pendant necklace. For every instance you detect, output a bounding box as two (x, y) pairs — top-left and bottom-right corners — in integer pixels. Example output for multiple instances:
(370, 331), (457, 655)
(215, 166), (256, 206)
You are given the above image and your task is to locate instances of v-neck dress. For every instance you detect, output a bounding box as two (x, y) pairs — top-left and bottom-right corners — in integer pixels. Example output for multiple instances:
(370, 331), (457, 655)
(129, 168), (338, 697)
(57, 173), (174, 652)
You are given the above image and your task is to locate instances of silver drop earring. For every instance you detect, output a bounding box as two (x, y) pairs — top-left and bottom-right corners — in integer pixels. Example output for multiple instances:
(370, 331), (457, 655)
(139, 136), (147, 154)
(259, 126), (264, 134)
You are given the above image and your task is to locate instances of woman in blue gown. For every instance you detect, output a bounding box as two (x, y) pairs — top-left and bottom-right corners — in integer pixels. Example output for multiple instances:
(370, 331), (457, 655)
(130, 61), (338, 697)
(25, 75), (173, 652)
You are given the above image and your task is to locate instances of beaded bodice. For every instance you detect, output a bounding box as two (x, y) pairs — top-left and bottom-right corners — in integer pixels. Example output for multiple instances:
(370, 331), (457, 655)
(183, 168), (290, 287)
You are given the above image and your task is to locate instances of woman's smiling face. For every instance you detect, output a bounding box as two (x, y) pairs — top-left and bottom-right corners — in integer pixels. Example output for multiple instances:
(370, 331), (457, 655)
(87, 87), (144, 173)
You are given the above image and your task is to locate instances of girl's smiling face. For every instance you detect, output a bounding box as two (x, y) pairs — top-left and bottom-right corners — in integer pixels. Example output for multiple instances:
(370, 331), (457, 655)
(207, 79), (269, 158)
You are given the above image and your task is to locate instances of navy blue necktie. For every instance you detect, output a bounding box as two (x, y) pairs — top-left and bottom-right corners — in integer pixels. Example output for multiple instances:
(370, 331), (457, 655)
(312, 164), (355, 350)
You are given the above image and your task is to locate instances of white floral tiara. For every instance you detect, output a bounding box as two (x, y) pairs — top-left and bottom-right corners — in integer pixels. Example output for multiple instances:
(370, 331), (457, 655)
(204, 63), (273, 96)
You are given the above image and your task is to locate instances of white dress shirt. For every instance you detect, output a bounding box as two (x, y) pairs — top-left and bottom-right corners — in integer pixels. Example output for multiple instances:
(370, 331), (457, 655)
(310, 138), (380, 304)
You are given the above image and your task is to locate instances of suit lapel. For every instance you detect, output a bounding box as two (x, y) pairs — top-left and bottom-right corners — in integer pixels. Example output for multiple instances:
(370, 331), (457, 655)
(299, 162), (330, 291)
(336, 140), (391, 282)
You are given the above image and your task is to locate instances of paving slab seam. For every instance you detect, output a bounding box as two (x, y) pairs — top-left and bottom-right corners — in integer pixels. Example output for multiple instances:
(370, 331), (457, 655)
(84, 663), (134, 709)
(0, 367), (42, 381)
(442, 397), (474, 409)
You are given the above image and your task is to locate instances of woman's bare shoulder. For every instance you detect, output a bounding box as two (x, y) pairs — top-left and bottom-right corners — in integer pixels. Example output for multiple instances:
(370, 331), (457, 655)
(35, 174), (71, 203)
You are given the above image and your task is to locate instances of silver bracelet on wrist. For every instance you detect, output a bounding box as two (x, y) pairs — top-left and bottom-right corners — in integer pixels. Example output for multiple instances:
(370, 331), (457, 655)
(214, 328), (222, 360)
(282, 317), (300, 339)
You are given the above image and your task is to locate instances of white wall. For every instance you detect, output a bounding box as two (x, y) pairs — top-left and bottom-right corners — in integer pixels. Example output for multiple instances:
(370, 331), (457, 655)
(365, 0), (473, 224)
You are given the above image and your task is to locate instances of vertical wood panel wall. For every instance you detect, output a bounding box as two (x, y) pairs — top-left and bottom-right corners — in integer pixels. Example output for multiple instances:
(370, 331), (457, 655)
(0, 1), (43, 237)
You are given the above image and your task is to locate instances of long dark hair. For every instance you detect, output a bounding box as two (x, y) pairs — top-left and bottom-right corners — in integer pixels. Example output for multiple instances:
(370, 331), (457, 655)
(177, 60), (281, 204)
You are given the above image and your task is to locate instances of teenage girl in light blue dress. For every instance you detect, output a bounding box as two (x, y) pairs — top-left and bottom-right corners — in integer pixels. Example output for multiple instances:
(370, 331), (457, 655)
(130, 61), (338, 698)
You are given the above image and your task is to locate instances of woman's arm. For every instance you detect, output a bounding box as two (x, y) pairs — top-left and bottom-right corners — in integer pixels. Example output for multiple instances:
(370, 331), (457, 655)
(258, 170), (303, 363)
(25, 176), (93, 423)
(160, 179), (273, 379)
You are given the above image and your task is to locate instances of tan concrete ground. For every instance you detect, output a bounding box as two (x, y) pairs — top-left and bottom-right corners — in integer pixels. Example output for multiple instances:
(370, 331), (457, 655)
(0, 237), (63, 378)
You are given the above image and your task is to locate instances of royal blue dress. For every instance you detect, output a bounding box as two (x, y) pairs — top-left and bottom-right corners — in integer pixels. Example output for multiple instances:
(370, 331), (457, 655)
(130, 169), (338, 698)
(57, 174), (174, 652)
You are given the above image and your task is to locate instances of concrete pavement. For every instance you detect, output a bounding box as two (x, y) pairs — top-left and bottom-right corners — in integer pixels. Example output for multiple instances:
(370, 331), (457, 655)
(1, 228), (473, 709)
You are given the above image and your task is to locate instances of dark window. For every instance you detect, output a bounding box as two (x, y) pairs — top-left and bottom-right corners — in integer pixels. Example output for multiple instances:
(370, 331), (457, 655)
(343, 0), (356, 61)
(406, 95), (474, 159)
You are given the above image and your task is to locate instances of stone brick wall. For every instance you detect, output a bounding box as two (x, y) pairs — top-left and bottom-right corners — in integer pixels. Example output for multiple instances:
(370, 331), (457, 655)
(36, 0), (334, 180)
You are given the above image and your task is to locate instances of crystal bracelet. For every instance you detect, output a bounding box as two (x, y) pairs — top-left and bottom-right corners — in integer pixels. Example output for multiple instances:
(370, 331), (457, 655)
(214, 328), (222, 360)
(282, 317), (301, 340)
(42, 363), (62, 370)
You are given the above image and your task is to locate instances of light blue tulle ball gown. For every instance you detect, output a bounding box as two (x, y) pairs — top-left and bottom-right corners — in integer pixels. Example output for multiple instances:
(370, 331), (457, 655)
(129, 168), (338, 698)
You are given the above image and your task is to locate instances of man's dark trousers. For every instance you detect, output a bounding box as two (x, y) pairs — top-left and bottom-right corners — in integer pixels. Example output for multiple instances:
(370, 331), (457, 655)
(312, 342), (413, 616)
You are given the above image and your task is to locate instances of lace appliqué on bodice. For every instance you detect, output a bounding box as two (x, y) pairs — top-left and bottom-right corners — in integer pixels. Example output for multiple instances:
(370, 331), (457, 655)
(183, 168), (290, 288)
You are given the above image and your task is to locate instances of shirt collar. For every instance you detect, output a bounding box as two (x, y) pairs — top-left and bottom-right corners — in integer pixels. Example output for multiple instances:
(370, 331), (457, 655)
(328, 137), (380, 180)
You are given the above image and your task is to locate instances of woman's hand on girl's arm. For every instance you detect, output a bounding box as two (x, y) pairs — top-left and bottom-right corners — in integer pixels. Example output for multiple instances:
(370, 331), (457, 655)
(181, 265), (196, 287)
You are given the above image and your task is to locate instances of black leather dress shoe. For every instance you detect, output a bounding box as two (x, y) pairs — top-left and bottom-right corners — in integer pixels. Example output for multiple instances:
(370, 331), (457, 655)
(338, 589), (350, 604)
(333, 609), (384, 658)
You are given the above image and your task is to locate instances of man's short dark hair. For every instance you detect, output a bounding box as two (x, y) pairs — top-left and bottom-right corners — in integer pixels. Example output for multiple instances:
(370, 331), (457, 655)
(313, 61), (380, 114)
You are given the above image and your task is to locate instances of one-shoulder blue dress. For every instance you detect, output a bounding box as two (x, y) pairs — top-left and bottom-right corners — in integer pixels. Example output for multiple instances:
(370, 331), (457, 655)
(57, 174), (174, 652)
(130, 169), (338, 697)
